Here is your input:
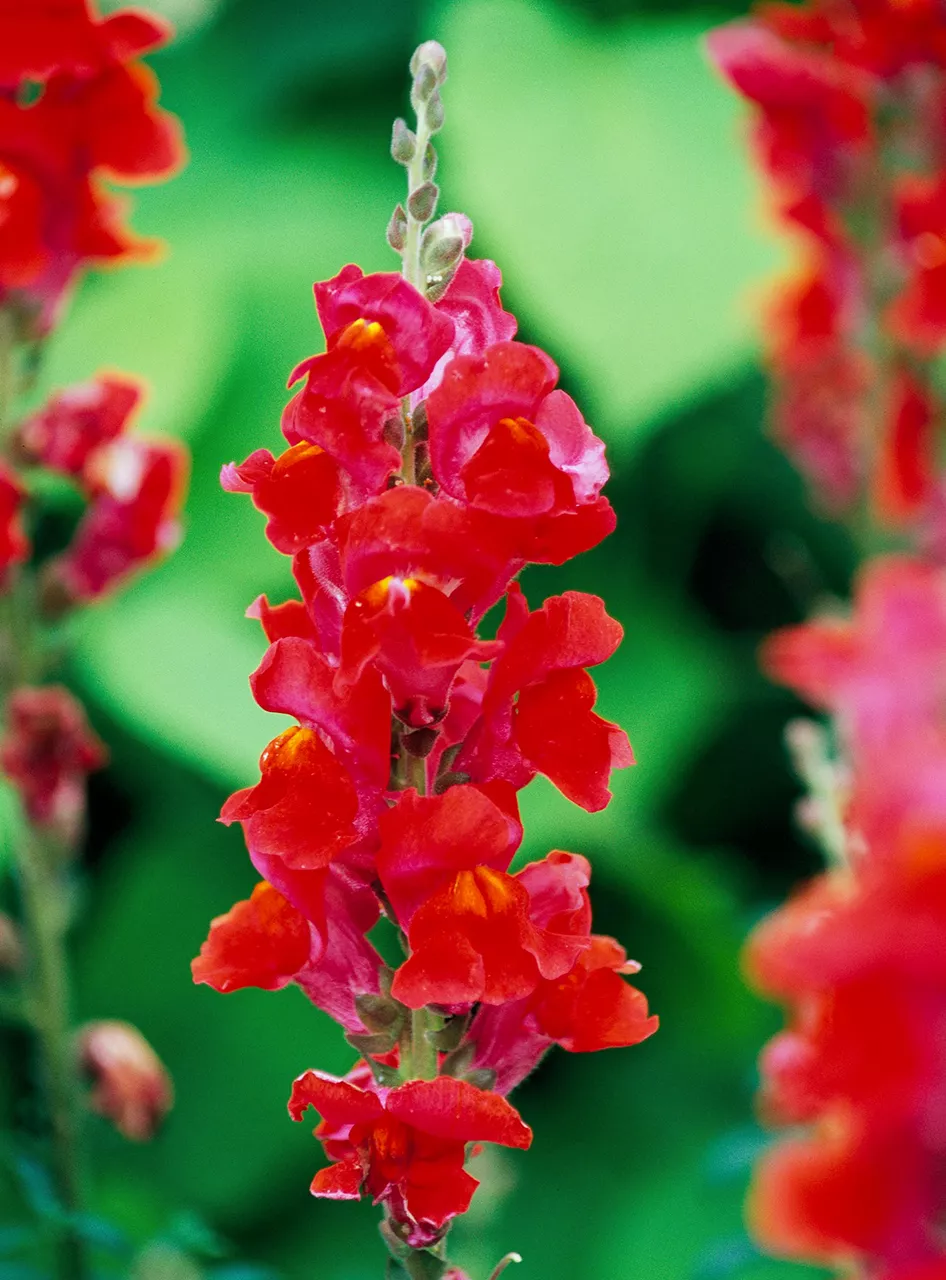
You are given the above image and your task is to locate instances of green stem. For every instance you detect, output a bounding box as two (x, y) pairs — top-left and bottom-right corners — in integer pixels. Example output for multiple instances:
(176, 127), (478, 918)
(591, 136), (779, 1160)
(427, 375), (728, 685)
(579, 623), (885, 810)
(402, 112), (431, 295)
(16, 826), (87, 1280)
(0, 313), (87, 1279)
(409, 1006), (437, 1081)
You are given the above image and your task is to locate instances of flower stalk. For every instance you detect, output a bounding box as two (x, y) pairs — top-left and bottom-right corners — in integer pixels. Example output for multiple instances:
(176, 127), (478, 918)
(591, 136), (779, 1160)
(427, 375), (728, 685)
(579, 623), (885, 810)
(14, 824), (86, 1280)
(197, 34), (657, 1278)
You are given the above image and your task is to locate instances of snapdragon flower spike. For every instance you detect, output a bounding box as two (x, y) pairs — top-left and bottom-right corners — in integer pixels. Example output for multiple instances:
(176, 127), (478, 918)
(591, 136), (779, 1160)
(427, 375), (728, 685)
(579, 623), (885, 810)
(744, 829), (946, 1274)
(199, 38), (654, 1273)
(0, 0), (184, 330)
(764, 556), (946, 854)
(707, 1), (946, 531)
(288, 1070), (531, 1247)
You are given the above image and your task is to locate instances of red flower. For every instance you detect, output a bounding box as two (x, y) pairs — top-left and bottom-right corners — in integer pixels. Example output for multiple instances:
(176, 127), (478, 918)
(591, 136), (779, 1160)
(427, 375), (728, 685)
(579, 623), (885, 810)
(78, 1019), (173, 1142)
(0, 1), (170, 87)
(220, 726), (360, 873)
(469, 852), (657, 1091)
(246, 594), (319, 644)
(282, 267), (454, 490)
(764, 557), (946, 748)
(889, 175), (946, 354)
(746, 827), (946, 1269)
(427, 341), (608, 519)
(314, 266), (456, 396)
(17, 373), (141, 476)
(418, 256), (518, 399)
(49, 434), (188, 600)
(0, 5), (184, 327)
(0, 684), (106, 837)
(751, 1118), (940, 1267)
(764, 557), (946, 854)
(873, 371), (937, 525)
(377, 788), (586, 1008)
(458, 586), (633, 811)
(220, 443), (343, 554)
(706, 21), (872, 205)
(249, 633), (391, 799)
(192, 877), (384, 1033)
(192, 881), (312, 994)
(289, 1070), (531, 1247)
(339, 575), (500, 728)
(333, 485), (519, 621)
(0, 462), (29, 582)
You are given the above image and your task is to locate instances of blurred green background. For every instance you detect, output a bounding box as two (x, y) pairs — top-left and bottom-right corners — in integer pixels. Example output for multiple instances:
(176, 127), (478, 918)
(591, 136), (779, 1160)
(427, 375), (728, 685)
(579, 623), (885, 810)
(1, 0), (860, 1275)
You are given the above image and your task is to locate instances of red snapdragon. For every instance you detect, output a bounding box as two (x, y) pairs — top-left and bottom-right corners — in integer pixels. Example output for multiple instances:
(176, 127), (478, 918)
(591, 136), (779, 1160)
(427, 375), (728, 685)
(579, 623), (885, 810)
(0, 0), (184, 331)
(289, 1071), (531, 1247)
(195, 39), (655, 1275)
(708, 0), (946, 529)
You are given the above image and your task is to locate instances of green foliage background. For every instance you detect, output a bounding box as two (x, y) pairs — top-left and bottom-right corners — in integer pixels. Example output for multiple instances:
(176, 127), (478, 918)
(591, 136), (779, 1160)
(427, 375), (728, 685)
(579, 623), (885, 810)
(1, 0), (857, 1275)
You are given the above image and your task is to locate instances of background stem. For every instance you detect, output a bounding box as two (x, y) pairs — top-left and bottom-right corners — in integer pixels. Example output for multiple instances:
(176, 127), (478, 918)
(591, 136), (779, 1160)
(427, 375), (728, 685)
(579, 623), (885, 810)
(16, 827), (87, 1280)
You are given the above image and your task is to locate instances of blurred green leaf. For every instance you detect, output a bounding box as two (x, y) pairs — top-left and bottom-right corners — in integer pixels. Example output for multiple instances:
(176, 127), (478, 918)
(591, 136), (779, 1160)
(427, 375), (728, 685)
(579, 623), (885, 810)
(436, 0), (781, 452)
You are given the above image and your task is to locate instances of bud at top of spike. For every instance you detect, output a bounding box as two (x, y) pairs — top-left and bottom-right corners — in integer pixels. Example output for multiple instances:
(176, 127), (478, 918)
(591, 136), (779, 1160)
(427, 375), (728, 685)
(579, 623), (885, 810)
(410, 40), (448, 86)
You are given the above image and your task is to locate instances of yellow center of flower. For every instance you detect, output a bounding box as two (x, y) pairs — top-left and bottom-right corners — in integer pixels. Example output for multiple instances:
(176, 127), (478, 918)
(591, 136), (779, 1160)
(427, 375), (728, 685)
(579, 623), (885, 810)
(450, 866), (515, 918)
(273, 441), (324, 477)
(336, 318), (387, 353)
(359, 576), (419, 610)
(497, 416), (543, 445)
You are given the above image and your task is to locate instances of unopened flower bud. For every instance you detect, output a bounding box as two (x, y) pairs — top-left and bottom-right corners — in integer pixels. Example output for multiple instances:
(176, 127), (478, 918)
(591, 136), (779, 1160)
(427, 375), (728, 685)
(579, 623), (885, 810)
(410, 40), (447, 85)
(426, 90), (445, 135)
(424, 267), (458, 303)
(346, 1028), (399, 1056)
(421, 225), (465, 275)
(412, 63), (438, 108)
(78, 1020), (173, 1142)
(354, 991), (405, 1034)
(382, 412), (406, 451)
(423, 141), (438, 182)
(411, 401), (429, 442)
(463, 1067), (497, 1091)
(391, 118), (416, 165)
(387, 204), (408, 253)
(408, 181), (439, 224)
(439, 1041), (476, 1078)
(433, 768), (471, 794)
(402, 726), (438, 758)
